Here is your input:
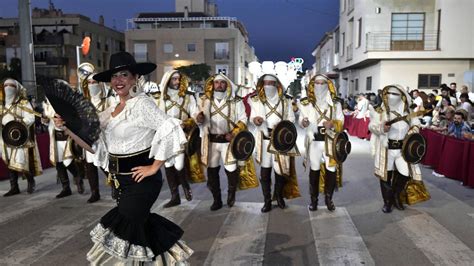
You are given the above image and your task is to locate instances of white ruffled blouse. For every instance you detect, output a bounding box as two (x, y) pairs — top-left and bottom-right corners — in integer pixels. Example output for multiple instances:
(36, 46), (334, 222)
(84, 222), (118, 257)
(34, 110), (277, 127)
(93, 94), (186, 170)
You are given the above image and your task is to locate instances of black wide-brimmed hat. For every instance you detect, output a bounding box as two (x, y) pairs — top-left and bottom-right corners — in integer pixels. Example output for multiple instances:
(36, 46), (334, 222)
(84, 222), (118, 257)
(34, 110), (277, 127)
(93, 51), (156, 82)
(402, 132), (426, 164)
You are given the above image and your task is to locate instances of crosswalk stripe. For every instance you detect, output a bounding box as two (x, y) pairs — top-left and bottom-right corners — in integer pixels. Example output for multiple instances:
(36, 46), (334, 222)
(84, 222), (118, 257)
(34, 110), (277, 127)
(1, 207), (103, 265)
(309, 207), (375, 266)
(204, 202), (268, 266)
(154, 200), (201, 224)
(398, 213), (474, 265)
(0, 192), (60, 225)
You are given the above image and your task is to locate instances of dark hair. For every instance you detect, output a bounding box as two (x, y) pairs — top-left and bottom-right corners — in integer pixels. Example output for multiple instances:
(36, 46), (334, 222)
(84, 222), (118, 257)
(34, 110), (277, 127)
(441, 95), (452, 106)
(454, 111), (466, 120)
(460, 93), (473, 105)
(450, 82), (457, 86)
(432, 89), (438, 94)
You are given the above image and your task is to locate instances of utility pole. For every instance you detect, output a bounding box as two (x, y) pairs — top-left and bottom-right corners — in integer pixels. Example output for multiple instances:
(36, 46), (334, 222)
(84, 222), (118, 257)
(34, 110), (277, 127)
(18, 0), (36, 96)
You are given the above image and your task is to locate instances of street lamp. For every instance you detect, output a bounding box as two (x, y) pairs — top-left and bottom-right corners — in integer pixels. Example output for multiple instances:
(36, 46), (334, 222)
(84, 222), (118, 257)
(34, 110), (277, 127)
(76, 37), (91, 89)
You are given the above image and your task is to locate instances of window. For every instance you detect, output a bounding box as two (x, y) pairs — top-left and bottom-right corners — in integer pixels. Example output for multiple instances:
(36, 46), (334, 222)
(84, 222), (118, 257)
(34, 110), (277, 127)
(366, 76), (372, 91)
(340, 0), (345, 13)
(391, 13), (425, 50)
(355, 79), (359, 91)
(215, 42), (229, 60)
(418, 74), (441, 89)
(216, 64), (229, 75)
(334, 30), (340, 54)
(341, 33), (345, 56)
(187, 43), (196, 52)
(163, 43), (173, 53)
(97, 41), (101, 50)
(134, 43), (147, 62)
(357, 18), (362, 48)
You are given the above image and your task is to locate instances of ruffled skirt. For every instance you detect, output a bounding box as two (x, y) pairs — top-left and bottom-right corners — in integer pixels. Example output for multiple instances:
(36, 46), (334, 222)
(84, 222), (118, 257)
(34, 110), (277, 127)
(87, 171), (193, 265)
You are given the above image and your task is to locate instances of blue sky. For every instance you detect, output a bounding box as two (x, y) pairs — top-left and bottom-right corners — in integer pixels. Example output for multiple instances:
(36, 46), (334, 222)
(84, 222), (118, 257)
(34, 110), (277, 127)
(1, 0), (339, 68)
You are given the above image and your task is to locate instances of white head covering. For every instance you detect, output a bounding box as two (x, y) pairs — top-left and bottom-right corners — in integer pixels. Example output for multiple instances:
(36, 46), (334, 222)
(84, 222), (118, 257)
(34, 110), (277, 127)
(263, 75), (277, 82)
(214, 74), (227, 81)
(3, 78), (22, 105)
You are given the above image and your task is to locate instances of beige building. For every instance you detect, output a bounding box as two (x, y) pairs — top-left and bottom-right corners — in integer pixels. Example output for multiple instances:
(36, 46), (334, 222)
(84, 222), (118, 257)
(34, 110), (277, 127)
(0, 3), (124, 87)
(312, 0), (474, 97)
(125, 0), (257, 88)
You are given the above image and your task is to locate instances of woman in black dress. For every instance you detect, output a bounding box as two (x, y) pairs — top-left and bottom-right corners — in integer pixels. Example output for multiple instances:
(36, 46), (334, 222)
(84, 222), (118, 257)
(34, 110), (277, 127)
(74, 52), (192, 265)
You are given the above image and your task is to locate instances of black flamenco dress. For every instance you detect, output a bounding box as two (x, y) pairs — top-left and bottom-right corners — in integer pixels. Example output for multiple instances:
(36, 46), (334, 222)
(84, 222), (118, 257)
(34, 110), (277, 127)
(87, 95), (193, 265)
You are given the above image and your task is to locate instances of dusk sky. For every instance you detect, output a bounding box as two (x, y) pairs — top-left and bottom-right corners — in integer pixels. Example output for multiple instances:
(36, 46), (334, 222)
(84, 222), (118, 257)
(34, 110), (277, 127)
(1, 0), (340, 68)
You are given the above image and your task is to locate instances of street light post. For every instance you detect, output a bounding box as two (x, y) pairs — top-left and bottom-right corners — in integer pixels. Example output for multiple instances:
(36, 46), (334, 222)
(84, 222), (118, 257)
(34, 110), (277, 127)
(76, 44), (83, 90)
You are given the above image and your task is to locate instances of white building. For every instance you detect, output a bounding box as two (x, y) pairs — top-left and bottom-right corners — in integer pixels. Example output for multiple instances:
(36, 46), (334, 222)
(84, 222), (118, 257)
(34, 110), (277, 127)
(313, 0), (474, 97)
(125, 0), (257, 87)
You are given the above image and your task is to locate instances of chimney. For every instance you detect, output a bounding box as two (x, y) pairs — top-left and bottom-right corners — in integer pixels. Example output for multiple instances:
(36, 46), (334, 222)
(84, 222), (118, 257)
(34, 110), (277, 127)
(99, 15), (104, 25)
(184, 6), (189, 18)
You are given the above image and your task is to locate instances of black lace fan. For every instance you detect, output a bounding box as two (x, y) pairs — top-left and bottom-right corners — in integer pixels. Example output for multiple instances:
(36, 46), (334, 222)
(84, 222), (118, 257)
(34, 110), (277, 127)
(43, 79), (100, 150)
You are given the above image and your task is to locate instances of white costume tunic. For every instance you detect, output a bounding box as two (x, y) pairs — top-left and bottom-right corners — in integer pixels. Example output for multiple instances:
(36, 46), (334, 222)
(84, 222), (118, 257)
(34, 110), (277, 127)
(369, 88), (423, 181)
(250, 91), (296, 176)
(198, 94), (247, 172)
(43, 100), (75, 166)
(156, 87), (198, 170)
(1, 100), (42, 174)
(355, 97), (369, 119)
(298, 91), (344, 172)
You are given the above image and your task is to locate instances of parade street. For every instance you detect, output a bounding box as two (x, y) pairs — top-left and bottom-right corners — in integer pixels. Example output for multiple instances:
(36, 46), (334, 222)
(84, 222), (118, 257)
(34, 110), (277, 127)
(1, 131), (474, 266)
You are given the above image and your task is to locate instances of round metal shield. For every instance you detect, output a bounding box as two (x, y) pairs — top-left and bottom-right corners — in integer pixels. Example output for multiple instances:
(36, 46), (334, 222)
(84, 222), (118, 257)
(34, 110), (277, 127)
(402, 132), (426, 164)
(333, 132), (351, 163)
(231, 130), (255, 161)
(271, 120), (297, 153)
(2, 120), (29, 147)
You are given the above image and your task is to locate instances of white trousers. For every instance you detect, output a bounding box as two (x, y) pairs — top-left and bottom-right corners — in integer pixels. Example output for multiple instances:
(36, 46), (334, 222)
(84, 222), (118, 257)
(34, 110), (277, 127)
(164, 153), (185, 171)
(260, 139), (284, 175)
(386, 149), (410, 176)
(208, 142), (237, 172)
(308, 140), (336, 172)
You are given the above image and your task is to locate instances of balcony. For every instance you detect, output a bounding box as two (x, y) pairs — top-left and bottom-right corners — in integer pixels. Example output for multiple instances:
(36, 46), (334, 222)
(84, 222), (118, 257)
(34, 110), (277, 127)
(134, 52), (148, 63)
(34, 34), (64, 45)
(366, 31), (439, 52)
(35, 56), (68, 66)
(214, 51), (230, 60)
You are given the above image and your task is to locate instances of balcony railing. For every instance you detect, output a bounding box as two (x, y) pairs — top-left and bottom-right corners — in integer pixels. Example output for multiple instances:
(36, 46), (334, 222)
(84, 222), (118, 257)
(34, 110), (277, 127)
(214, 51), (230, 60)
(366, 31), (439, 52)
(346, 43), (353, 61)
(35, 56), (68, 66)
(134, 52), (148, 63)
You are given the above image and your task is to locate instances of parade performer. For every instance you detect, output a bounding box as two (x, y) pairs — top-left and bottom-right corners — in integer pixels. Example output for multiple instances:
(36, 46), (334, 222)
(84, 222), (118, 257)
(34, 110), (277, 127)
(298, 74), (345, 211)
(369, 84), (430, 213)
(59, 51), (195, 264)
(249, 74), (300, 213)
(43, 82), (84, 198)
(195, 73), (248, 211)
(154, 70), (205, 208)
(1, 78), (42, 196)
(79, 63), (117, 203)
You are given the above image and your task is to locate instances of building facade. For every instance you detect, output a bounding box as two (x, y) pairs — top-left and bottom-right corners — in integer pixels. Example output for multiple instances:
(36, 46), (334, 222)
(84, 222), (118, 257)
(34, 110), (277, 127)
(312, 0), (474, 98)
(0, 4), (124, 87)
(125, 0), (257, 88)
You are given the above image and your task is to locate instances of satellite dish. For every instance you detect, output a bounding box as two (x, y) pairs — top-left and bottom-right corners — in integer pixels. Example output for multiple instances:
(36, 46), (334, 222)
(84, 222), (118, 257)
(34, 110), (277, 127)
(81, 37), (91, 56)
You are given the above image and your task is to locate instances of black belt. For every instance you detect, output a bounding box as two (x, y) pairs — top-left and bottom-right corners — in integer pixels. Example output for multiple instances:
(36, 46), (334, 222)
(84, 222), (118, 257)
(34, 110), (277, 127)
(209, 133), (229, 143)
(108, 147), (153, 175)
(54, 130), (68, 141)
(388, 139), (403, 150)
(263, 128), (273, 140)
(313, 126), (326, 141)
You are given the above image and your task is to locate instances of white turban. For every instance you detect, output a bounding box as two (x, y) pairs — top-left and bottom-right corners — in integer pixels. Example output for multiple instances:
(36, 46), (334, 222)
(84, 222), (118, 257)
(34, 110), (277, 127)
(214, 74), (227, 81)
(263, 75), (277, 82)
